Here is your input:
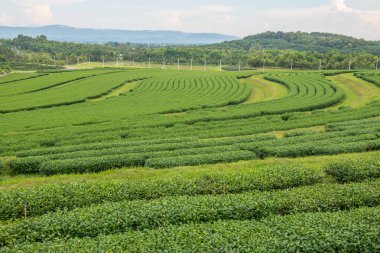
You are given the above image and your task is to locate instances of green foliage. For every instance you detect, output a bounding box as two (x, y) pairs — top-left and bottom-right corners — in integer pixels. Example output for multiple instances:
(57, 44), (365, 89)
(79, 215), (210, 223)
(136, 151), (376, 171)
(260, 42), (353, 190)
(0, 165), (323, 220)
(4, 206), (378, 253)
(325, 158), (380, 183)
(0, 65), (12, 75)
(1, 180), (379, 246)
(2, 70), (380, 174)
(9, 157), (47, 174)
(0, 68), (379, 251)
(145, 150), (256, 168)
(355, 72), (380, 88)
(213, 31), (380, 54)
(0, 160), (4, 172)
(0, 70), (145, 113)
(1, 32), (379, 70)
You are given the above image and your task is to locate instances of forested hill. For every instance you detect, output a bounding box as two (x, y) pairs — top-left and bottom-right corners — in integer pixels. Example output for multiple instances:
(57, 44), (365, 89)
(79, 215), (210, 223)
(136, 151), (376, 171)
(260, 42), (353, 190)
(209, 31), (380, 55)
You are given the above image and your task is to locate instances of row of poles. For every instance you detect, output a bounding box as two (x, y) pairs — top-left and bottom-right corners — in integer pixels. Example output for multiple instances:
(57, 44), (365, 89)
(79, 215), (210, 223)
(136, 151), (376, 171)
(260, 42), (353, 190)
(22, 51), (380, 71)
(70, 56), (229, 71)
(58, 55), (379, 71)
(261, 58), (379, 71)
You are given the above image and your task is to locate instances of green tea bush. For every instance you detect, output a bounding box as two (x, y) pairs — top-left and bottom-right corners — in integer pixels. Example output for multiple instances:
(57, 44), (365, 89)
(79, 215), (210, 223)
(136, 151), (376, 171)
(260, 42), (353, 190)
(0, 165), (323, 220)
(8, 157), (48, 174)
(40, 153), (147, 174)
(145, 150), (256, 168)
(325, 158), (380, 183)
(3, 206), (379, 252)
(1, 180), (378, 246)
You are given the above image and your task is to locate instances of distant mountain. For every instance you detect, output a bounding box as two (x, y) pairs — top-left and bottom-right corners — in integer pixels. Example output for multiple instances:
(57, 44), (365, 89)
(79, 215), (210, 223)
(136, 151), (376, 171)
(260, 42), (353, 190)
(0, 25), (239, 45)
(208, 31), (380, 55)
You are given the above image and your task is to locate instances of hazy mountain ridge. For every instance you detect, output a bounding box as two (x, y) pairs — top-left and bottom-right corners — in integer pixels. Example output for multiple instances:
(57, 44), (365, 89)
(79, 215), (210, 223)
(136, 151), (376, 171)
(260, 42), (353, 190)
(0, 25), (239, 45)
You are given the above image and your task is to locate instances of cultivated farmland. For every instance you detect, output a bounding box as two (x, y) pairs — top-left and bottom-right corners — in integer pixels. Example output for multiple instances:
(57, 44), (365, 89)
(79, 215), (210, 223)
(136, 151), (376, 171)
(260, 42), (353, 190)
(0, 68), (380, 252)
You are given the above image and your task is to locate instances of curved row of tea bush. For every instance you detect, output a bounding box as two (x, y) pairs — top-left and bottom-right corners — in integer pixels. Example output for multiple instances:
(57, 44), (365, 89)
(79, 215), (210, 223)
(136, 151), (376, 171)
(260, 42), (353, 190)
(1, 180), (379, 246)
(0, 69), (113, 97)
(355, 72), (380, 87)
(325, 157), (380, 183)
(0, 71), (146, 113)
(1, 71), (378, 172)
(3, 91), (377, 157)
(7, 118), (379, 172)
(0, 72), (43, 85)
(3, 101), (378, 158)
(3, 206), (378, 253)
(0, 165), (323, 220)
(0, 71), (348, 135)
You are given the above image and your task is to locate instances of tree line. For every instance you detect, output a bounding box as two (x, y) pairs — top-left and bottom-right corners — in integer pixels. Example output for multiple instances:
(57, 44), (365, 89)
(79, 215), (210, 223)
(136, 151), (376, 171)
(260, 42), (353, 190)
(0, 35), (378, 70)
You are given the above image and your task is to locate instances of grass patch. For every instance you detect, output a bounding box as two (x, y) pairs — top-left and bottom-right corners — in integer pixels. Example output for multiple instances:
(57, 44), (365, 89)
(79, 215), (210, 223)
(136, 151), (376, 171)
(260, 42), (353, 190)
(327, 73), (380, 109)
(242, 75), (288, 104)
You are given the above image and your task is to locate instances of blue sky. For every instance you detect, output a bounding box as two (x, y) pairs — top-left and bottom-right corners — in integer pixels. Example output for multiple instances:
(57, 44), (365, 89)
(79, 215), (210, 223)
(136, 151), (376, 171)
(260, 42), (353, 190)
(1, 0), (380, 40)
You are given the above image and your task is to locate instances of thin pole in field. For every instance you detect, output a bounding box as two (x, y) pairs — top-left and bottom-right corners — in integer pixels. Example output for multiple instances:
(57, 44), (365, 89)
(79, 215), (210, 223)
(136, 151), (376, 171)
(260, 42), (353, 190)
(204, 59), (207, 71)
(190, 58), (193, 71)
(262, 59), (265, 72)
(319, 59), (322, 71)
(177, 56), (180, 70)
(102, 57), (105, 68)
(24, 203), (28, 220)
(149, 57), (151, 68)
(163, 56), (166, 68)
(53, 55), (56, 65)
(290, 59), (293, 71)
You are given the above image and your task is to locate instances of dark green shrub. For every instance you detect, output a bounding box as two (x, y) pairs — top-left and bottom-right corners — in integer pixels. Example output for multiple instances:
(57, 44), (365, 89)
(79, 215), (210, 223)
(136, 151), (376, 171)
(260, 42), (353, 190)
(1, 180), (379, 246)
(325, 158), (380, 183)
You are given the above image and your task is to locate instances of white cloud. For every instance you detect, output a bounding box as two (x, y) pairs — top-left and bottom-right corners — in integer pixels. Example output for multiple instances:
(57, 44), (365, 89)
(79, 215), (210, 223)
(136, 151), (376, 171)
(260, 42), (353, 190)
(198, 5), (233, 14)
(149, 10), (182, 29)
(14, 0), (84, 6)
(24, 4), (53, 24)
(0, 13), (10, 24)
(331, 0), (352, 12)
(145, 4), (236, 31)
(8, 0), (83, 26)
(257, 0), (380, 40)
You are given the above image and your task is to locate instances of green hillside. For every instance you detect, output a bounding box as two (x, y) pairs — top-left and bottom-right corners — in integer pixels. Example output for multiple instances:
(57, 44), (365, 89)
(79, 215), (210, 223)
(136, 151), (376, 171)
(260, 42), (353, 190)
(210, 31), (380, 54)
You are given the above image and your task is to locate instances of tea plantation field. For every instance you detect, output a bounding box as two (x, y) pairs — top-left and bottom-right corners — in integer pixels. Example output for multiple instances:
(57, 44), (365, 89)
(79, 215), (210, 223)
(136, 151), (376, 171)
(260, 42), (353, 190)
(0, 68), (380, 252)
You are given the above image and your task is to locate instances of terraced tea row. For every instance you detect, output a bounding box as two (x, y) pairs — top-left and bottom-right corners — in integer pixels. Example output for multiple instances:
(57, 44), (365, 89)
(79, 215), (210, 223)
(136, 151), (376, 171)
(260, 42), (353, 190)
(1, 157), (379, 251)
(4, 111), (379, 173)
(1, 70), (379, 173)
(0, 71), (343, 133)
(355, 71), (380, 87)
(4, 101), (379, 155)
(0, 71), (147, 113)
(0, 72), (42, 85)
(5, 206), (377, 253)
(3, 157), (379, 221)
(0, 69), (113, 97)
(0, 164), (322, 220)
(1, 179), (379, 246)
